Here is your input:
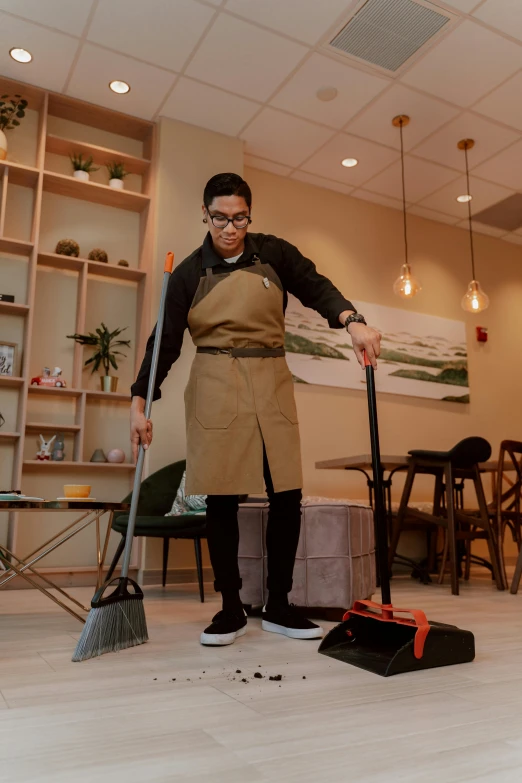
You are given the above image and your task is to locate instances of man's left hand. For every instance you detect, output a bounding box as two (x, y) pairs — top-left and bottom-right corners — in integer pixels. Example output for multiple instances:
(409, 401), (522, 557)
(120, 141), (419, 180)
(347, 322), (381, 369)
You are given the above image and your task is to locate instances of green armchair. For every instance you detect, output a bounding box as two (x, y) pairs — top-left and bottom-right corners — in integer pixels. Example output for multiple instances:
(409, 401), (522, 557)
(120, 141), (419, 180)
(106, 459), (207, 601)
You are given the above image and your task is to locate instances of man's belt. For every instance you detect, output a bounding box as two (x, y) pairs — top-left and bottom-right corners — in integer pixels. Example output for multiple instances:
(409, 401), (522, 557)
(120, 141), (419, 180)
(196, 346), (285, 357)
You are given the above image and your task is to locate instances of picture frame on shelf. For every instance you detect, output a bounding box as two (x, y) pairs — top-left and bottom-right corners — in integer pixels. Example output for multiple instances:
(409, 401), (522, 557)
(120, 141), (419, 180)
(0, 342), (16, 376)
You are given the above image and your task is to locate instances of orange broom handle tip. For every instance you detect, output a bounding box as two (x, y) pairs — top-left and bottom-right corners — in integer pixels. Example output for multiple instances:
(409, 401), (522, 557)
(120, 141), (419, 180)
(164, 251), (174, 273)
(363, 349), (371, 367)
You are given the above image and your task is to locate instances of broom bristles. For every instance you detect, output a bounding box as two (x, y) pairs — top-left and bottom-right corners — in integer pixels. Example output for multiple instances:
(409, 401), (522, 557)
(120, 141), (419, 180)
(72, 598), (148, 662)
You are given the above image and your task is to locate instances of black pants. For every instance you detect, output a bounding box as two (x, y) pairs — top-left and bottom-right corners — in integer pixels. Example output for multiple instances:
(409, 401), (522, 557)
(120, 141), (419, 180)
(205, 448), (302, 595)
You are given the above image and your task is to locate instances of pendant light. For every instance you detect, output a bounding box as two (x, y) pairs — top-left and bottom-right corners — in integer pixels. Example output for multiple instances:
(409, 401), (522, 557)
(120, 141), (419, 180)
(392, 115), (421, 299)
(458, 138), (489, 314)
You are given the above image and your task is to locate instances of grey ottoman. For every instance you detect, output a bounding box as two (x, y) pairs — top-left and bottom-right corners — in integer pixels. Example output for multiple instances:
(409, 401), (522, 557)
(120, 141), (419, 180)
(238, 499), (376, 611)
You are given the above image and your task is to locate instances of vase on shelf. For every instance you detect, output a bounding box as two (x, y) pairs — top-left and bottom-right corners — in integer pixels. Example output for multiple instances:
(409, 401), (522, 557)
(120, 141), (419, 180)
(109, 178), (124, 190)
(101, 376), (118, 392)
(0, 129), (7, 161)
(73, 170), (90, 182)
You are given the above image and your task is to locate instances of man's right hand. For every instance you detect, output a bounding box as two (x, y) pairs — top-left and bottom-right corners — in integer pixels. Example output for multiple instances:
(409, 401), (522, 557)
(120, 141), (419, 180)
(130, 397), (153, 463)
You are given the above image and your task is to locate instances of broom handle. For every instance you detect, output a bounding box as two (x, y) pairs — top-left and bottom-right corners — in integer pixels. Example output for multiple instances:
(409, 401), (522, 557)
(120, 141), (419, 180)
(364, 351), (391, 605)
(121, 252), (175, 579)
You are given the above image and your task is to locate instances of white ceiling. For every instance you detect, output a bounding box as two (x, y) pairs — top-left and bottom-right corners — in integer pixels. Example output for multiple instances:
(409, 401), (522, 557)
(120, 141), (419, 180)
(3, 0), (522, 244)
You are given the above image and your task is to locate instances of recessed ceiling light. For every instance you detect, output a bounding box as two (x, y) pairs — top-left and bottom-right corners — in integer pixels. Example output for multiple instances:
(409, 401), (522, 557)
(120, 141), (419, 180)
(341, 158), (358, 168)
(109, 80), (130, 95)
(9, 47), (32, 64)
(456, 194), (472, 203)
(316, 86), (338, 102)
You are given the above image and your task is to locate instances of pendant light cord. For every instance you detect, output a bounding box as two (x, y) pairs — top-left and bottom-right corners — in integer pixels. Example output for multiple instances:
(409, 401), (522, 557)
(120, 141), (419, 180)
(464, 145), (476, 281)
(399, 120), (408, 264)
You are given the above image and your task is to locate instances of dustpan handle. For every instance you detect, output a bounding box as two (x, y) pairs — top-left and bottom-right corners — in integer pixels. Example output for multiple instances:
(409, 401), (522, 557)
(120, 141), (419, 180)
(120, 251), (175, 579)
(364, 351), (391, 605)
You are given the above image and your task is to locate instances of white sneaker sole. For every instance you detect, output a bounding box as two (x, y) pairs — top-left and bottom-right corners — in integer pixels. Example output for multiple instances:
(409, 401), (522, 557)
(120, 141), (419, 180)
(261, 619), (324, 640)
(200, 625), (247, 647)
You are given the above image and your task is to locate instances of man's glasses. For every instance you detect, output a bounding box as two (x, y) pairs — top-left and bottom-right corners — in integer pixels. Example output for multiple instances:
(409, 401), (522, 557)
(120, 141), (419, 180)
(208, 212), (251, 229)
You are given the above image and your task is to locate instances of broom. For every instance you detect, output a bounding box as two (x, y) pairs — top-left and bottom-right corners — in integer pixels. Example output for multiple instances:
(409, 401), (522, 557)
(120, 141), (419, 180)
(72, 251), (175, 662)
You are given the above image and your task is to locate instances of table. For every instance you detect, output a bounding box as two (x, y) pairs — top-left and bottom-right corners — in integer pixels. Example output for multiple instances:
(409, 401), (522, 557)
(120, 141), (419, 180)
(0, 500), (129, 622)
(315, 455), (501, 580)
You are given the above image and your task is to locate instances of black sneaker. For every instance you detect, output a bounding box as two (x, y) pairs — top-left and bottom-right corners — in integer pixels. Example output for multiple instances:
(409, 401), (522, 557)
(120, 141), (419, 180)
(200, 609), (247, 646)
(262, 604), (323, 640)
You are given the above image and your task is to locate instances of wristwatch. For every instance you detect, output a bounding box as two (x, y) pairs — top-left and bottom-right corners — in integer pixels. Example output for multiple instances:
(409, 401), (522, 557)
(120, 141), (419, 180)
(345, 313), (367, 331)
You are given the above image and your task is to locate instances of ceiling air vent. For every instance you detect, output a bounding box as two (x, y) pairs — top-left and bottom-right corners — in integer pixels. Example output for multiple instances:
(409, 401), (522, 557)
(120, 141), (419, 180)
(328, 0), (451, 73)
(473, 194), (522, 233)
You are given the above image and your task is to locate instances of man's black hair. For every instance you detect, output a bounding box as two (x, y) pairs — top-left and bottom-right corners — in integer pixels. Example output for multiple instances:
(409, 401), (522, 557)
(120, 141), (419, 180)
(203, 173), (252, 211)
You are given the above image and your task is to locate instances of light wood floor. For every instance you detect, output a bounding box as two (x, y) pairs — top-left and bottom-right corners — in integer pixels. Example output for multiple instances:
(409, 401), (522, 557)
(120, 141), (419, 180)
(1, 577), (522, 783)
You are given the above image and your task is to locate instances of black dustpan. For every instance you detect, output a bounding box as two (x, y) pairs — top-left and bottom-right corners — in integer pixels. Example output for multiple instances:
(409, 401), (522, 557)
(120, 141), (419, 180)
(318, 353), (475, 677)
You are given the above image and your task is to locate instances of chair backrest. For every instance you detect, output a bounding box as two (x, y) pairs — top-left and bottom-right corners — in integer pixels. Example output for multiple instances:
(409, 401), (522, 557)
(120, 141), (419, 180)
(122, 460), (186, 517)
(495, 440), (522, 513)
(449, 437), (492, 468)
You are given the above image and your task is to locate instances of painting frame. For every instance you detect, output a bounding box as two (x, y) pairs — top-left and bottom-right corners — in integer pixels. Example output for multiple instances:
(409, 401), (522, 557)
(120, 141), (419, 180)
(0, 342), (17, 377)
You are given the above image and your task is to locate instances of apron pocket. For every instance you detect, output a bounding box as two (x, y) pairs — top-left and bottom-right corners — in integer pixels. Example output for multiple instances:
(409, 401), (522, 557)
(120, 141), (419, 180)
(195, 363), (238, 429)
(274, 361), (299, 424)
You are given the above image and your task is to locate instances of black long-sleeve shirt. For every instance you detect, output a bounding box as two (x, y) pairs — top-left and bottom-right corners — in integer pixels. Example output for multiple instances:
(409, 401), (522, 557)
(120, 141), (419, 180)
(131, 232), (355, 401)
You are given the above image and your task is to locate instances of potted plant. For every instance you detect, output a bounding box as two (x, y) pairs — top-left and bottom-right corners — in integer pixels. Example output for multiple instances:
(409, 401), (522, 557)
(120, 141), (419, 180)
(70, 153), (98, 182)
(106, 161), (128, 190)
(67, 323), (131, 392)
(0, 94), (28, 160)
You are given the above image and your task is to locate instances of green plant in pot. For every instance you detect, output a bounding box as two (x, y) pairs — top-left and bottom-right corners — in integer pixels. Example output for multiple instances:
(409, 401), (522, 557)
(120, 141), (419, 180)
(70, 153), (98, 183)
(0, 94), (28, 161)
(67, 323), (131, 392)
(106, 161), (128, 190)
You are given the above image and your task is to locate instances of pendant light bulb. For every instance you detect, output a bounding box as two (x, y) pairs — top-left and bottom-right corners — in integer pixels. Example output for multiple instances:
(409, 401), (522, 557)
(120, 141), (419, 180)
(461, 280), (489, 314)
(392, 115), (420, 299)
(393, 263), (421, 299)
(458, 138), (490, 314)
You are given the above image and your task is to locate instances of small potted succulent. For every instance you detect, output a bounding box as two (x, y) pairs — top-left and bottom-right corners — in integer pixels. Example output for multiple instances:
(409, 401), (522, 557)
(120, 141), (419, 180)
(67, 322), (131, 393)
(55, 239), (80, 257)
(106, 161), (128, 190)
(70, 153), (98, 182)
(88, 248), (108, 263)
(0, 94), (28, 160)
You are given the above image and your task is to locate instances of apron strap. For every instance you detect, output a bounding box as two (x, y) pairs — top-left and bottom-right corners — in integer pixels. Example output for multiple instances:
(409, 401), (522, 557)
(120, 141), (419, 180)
(206, 267), (213, 278)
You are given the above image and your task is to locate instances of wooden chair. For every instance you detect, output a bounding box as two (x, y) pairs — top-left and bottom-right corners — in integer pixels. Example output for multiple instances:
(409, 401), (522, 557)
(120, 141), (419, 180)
(490, 441), (522, 593)
(389, 437), (504, 595)
(105, 460), (207, 601)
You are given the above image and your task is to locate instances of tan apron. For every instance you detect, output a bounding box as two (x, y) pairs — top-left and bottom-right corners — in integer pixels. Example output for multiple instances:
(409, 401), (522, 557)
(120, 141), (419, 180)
(184, 256), (302, 495)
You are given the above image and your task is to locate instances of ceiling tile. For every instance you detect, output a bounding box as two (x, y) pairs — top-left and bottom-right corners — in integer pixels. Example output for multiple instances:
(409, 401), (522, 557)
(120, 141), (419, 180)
(88, 0), (214, 73)
(473, 0), (522, 43)
(351, 189), (406, 211)
(161, 77), (259, 136)
(240, 107), (333, 168)
(300, 133), (399, 187)
(441, 0), (483, 11)
(66, 43), (176, 120)
(270, 53), (388, 130)
(473, 73), (522, 132)
(290, 170), (353, 195)
(224, 0), (350, 45)
(0, 12), (79, 92)
(244, 155), (292, 177)
(408, 205), (460, 225)
(346, 84), (459, 151)
(363, 156), (459, 203)
(472, 139), (522, 190)
(401, 21), (522, 107)
(456, 219), (507, 238)
(0, 0), (93, 35)
(502, 233), (522, 245)
(186, 15), (307, 102)
(418, 175), (514, 218)
(411, 112), (520, 171)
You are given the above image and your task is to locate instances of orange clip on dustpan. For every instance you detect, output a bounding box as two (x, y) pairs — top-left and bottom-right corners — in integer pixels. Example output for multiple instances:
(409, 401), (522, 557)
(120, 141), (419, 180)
(318, 352), (475, 677)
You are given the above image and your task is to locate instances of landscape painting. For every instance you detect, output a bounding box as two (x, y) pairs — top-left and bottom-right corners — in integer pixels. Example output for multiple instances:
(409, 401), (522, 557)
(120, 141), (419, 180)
(285, 296), (469, 403)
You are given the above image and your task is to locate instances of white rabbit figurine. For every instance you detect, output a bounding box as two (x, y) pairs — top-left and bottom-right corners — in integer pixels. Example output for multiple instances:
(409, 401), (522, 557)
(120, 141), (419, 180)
(36, 434), (56, 461)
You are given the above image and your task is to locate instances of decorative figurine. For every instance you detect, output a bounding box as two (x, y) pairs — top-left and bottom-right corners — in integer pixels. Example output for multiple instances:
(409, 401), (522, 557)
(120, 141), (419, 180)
(52, 432), (65, 461)
(36, 434), (56, 460)
(30, 367), (67, 388)
(90, 449), (107, 463)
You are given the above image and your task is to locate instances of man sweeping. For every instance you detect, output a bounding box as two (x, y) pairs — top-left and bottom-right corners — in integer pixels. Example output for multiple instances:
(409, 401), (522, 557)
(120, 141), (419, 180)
(131, 173), (381, 646)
